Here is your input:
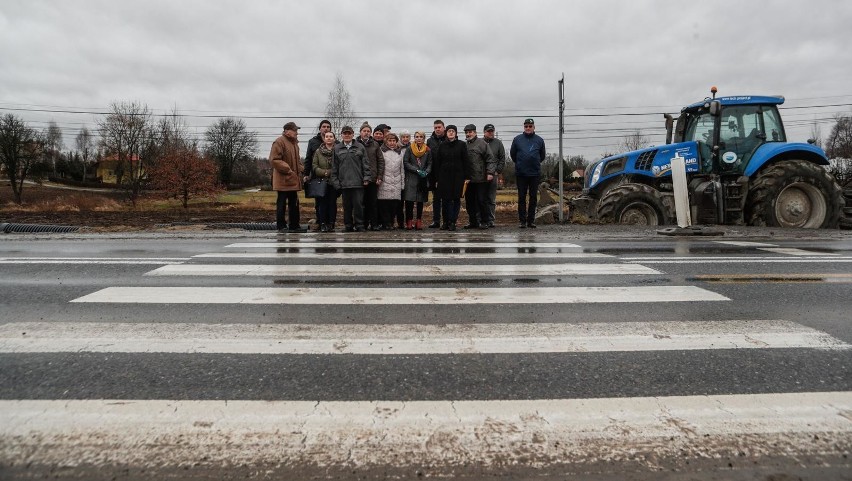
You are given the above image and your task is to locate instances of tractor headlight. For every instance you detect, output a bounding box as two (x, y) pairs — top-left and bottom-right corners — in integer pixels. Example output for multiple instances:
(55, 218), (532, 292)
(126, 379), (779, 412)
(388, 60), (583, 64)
(590, 163), (604, 186)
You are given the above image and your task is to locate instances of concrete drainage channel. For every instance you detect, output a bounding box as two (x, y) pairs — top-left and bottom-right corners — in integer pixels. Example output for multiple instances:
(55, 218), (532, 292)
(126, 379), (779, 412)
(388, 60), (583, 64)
(0, 223), (81, 234)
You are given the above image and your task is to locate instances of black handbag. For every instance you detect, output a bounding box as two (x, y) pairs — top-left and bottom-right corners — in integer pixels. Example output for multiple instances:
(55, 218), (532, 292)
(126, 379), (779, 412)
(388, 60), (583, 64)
(304, 178), (328, 198)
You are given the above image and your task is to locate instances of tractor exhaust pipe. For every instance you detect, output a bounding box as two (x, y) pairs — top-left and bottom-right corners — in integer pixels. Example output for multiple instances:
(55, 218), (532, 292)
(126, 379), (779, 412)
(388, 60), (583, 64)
(664, 114), (674, 145)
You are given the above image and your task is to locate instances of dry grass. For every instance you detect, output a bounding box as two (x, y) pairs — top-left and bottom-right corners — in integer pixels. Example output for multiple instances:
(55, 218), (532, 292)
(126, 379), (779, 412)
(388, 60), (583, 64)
(2, 191), (124, 213)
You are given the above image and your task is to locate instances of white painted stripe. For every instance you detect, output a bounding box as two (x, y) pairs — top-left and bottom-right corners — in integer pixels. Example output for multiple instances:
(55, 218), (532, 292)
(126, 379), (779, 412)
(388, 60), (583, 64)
(227, 242), (583, 249)
(714, 241), (778, 247)
(622, 255), (852, 260)
(0, 257), (188, 266)
(3, 393), (850, 471)
(625, 258), (852, 264)
(0, 257), (189, 261)
(194, 252), (611, 259)
(0, 260), (186, 265)
(759, 247), (840, 256)
(1, 320), (845, 354)
(146, 263), (660, 277)
(70, 286), (729, 304)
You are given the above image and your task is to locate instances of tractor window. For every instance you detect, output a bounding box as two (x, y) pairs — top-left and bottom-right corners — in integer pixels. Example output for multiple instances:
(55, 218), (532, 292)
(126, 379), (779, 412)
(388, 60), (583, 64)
(762, 108), (785, 142)
(684, 111), (715, 144)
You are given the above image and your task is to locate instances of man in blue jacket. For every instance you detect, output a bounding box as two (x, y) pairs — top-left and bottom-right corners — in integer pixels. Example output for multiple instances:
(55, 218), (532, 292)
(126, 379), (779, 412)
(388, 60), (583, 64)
(509, 118), (546, 228)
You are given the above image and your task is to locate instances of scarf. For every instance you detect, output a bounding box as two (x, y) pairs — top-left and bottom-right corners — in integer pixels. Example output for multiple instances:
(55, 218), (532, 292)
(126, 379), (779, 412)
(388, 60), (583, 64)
(410, 142), (428, 158)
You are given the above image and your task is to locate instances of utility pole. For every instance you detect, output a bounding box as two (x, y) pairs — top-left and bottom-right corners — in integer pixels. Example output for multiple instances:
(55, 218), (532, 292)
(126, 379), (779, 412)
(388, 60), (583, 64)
(558, 73), (565, 222)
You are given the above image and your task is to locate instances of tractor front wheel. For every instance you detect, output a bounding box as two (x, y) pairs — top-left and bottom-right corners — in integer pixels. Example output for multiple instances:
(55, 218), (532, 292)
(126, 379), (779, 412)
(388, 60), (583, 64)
(597, 183), (668, 226)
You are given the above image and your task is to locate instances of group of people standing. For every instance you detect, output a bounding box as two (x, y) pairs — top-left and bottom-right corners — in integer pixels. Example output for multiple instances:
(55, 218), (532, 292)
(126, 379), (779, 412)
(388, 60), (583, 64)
(269, 118), (546, 233)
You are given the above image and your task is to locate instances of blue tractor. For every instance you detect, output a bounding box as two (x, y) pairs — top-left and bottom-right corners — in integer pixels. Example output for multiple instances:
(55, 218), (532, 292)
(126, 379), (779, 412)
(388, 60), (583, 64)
(572, 88), (847, 228)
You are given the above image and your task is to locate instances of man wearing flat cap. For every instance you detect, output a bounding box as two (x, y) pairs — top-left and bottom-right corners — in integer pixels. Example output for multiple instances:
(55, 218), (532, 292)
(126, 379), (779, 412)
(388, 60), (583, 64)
(270, 122), (306, 233)
(482, 123), (506, 228)
(462, 124), (496, 229)
(510, 118), (546, 228)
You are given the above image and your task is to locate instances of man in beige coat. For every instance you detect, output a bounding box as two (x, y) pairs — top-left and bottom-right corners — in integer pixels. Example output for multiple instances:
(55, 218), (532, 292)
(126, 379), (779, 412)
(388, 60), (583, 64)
(270, 122), (306, 233)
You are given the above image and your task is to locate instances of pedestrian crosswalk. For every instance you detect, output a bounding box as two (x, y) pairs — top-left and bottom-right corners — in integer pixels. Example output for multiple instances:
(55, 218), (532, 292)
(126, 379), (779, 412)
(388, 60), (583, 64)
(3, 235), (851, 478)
(2, 320), (847, 354)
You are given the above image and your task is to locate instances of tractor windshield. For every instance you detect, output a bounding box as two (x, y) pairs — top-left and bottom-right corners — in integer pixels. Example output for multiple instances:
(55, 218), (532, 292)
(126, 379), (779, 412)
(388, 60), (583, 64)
(684, 104), (785, 172)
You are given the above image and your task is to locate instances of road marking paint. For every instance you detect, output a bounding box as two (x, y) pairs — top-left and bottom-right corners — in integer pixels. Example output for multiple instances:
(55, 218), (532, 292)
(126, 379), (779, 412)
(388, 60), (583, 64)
(70, 285), (729, 304)
(623, 257), (852, 264)
(1, 320), (845, 354)
(194, 252), (612, 259)
(3, 393), (850, 471)
(714, 241), (778, 247)
(759, 247), (840, 256)
(227, 242), (583, 249)
(622, 255), (852, 260)
(0, 257), (187, 265)
(145, 263), (660, 277)
(693, 273), (852, 284)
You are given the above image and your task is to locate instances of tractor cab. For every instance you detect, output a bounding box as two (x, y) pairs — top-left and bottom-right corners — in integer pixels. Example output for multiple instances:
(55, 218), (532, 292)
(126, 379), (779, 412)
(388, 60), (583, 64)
(672, 95), (787, 176)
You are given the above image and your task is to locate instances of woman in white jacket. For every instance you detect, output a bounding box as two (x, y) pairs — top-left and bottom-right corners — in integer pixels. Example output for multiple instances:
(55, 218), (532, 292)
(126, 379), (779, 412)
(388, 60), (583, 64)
(376, 132), (405, 230)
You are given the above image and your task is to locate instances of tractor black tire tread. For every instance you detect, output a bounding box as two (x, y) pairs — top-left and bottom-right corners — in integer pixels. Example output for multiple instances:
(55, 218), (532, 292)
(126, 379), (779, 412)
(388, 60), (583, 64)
(747, 160), (843, 229)
(597, 183), (669, 225)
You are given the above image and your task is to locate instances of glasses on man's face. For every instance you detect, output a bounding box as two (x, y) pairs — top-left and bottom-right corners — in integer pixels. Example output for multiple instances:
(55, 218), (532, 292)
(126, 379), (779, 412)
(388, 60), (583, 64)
(524, 124), (534, 128)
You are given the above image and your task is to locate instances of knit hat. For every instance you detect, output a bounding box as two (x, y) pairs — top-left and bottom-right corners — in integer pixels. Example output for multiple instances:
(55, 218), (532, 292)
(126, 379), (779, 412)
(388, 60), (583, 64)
(360, 121), (372, 132)
(445, 125), (458, 132)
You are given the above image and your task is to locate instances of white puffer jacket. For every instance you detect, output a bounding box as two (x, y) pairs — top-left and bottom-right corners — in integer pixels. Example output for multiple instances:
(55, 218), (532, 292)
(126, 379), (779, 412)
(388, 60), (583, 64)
(377, 146), (404, 200)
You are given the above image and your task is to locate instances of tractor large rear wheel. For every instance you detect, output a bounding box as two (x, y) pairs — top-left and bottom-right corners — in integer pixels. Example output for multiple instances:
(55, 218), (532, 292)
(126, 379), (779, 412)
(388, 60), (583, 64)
(597, 183), (668, 226)
(747, 161), (843, 229)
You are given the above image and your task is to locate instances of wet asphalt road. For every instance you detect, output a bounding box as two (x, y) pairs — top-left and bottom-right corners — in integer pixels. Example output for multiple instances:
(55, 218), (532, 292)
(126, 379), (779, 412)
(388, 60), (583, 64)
(1, 226), (851, 480)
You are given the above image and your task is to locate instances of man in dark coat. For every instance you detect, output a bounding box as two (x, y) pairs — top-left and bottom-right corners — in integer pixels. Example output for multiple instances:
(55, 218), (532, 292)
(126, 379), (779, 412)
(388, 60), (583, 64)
(482, 123), (506, 228)
(432, 125), (467, 231)
(462, 124), (496, 229)
(357, 122), (385, 230)
(426, 120), (447, 228)
(331, 125), (371, 232)
(510, 118), (546, 228)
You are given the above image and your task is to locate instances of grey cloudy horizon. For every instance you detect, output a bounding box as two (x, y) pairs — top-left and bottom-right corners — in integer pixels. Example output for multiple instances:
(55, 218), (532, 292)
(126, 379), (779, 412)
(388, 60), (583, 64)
(2, 0), (852, 160)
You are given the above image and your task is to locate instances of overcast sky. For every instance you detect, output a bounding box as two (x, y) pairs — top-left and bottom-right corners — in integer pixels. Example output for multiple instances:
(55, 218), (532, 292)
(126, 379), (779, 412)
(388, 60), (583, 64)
(2, 0), (852, 160)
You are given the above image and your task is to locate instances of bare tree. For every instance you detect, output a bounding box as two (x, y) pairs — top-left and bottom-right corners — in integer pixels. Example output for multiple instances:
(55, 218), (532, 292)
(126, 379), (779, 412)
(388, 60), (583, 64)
(325, 73), (357, 134)
(826, 115), (852, 161)
(75, 127), (95, 182)
(0, 114), (43, 204)
(204, 118), (258, 188)
(98, 101), (153, 205)
(619, 129), (650, 152)
(44, 121), (64, 174)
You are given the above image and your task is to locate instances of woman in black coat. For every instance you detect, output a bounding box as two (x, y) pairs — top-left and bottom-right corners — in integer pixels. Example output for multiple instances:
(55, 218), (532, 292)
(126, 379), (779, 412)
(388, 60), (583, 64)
(432, 125), (468, 231)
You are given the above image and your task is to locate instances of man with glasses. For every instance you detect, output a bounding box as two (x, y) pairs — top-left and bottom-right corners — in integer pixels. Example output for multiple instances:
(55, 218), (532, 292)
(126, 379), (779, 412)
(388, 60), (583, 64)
(509, 118), (546, 228)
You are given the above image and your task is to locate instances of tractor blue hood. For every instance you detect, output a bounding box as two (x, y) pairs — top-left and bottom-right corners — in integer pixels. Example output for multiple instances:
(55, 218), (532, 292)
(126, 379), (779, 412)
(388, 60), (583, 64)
(586, 141), (702, 189)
